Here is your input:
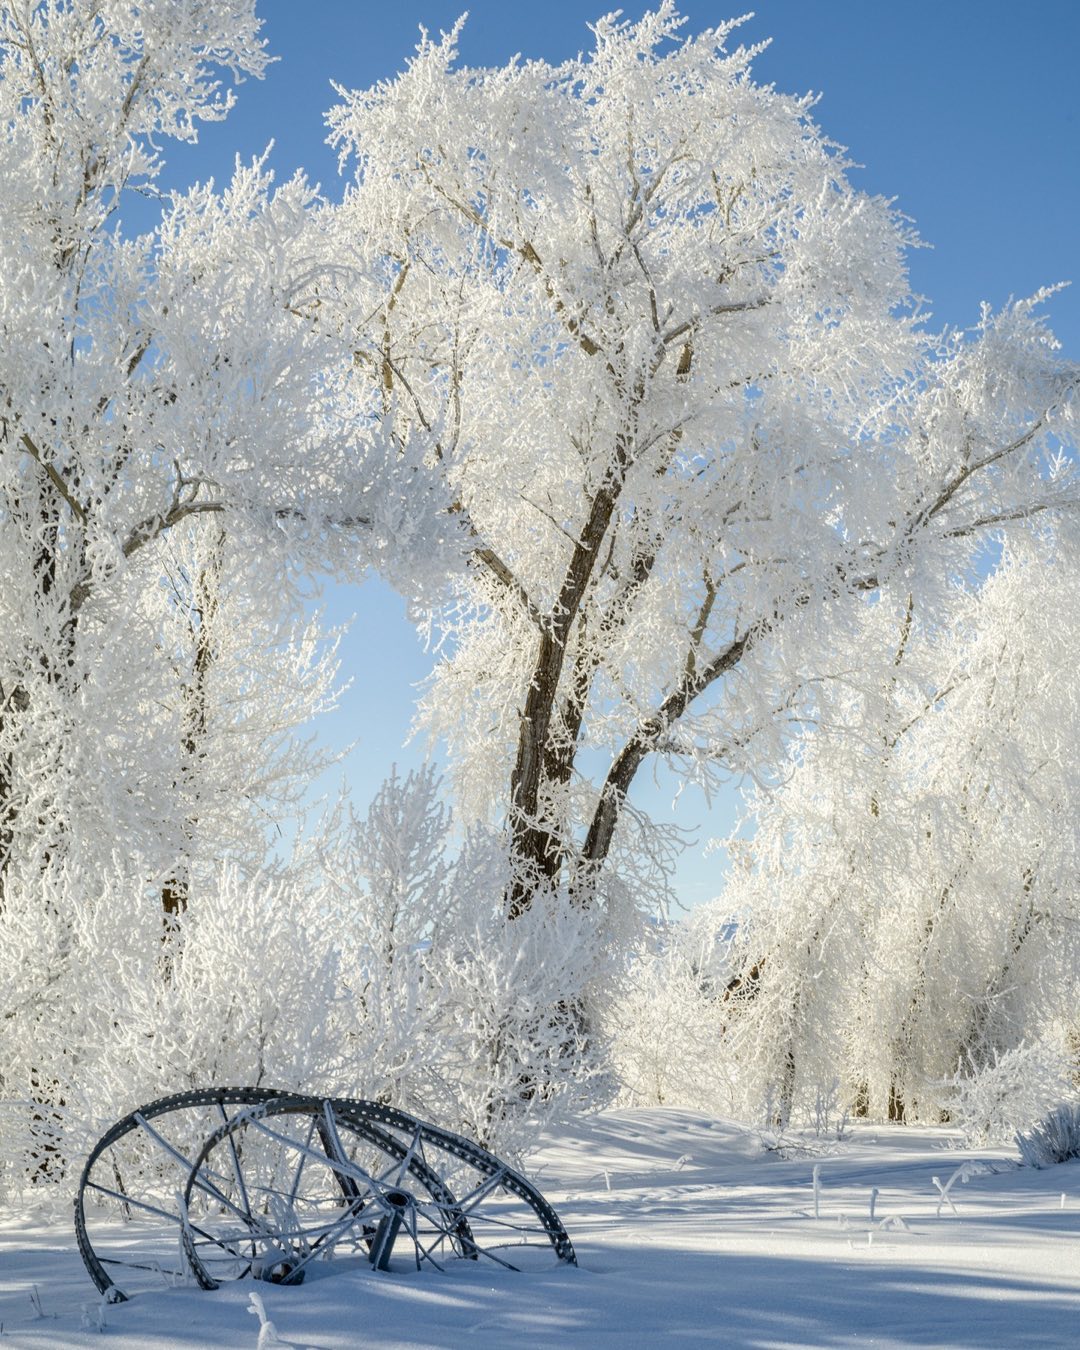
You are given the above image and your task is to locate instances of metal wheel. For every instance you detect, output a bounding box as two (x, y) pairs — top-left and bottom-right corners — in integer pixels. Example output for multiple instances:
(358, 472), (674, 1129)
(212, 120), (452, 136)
(179, 1095), (471, 1287)
(182, 1096), (575, 1281)
(327, 1097), (576, 1271)
(75, 1087), (291, 1301)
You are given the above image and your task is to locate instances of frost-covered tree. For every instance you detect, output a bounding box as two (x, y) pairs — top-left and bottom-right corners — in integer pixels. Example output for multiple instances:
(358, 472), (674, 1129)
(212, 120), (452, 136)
(0, 757), (616, 1198)
(0, 0), (443, 913)
(326, 6), (1078, 931)
(692, 538), (1080, 1129)
(4, 0), (1079, 1189)
(153, 520), (347, 917)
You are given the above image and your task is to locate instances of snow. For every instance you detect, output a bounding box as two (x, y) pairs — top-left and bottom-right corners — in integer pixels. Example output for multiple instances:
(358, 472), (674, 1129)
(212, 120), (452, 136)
(2, 1108), (1079, 1348)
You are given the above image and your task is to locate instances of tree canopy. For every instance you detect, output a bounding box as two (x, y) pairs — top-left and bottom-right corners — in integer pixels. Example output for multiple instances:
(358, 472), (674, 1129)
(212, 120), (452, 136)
(325, 5), (1077, 916)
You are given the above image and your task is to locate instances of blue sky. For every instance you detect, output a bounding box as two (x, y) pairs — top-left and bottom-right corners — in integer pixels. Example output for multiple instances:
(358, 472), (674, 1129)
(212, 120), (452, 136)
(155, 1), (1079, 910)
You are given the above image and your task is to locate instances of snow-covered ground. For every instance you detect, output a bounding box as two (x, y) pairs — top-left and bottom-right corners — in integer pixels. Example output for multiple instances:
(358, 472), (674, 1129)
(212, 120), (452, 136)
(2, 1109), (1078, 1348)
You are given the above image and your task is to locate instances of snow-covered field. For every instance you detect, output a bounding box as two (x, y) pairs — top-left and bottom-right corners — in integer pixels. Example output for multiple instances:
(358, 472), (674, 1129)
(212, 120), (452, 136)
(2, 1109), (1078, 1348)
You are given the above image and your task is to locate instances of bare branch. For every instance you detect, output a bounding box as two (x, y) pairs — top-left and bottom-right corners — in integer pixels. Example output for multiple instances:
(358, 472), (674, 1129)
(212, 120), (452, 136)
(944, 498), (1077, 537)
(923, 417), (1046, 528)
(660, 294), (769, 350)
(683, 569), (718, 684)
(19, 434), (86, 523)
(425, 175), (604, 358)
(121, 500), (225, 561)
(581, 619), (768, 870)
(444, 492), (546, 632)
(473, 545), (547, 631)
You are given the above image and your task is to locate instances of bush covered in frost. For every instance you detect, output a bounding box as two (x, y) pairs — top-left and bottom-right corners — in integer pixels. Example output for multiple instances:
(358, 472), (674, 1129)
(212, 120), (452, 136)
(1016, 1102), (1080, 1168)
(942, 1041), (1077, 1146)
(0, 767), (623, 1205)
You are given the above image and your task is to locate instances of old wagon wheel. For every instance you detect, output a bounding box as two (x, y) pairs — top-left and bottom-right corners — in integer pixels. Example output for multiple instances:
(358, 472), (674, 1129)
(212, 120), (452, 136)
(179, 1095), (470, 1288)
(329, 1097), (576, 1271)
(181, 1096), (575, 1284)
(75, 1087), (289, 1301)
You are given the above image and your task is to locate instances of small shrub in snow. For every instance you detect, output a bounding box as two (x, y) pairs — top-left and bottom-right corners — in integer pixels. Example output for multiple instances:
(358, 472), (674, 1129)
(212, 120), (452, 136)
(605, 928), (735, 1115)
(1017, 1102), (1080, 1168)
(942, 1041), (1076, 1146)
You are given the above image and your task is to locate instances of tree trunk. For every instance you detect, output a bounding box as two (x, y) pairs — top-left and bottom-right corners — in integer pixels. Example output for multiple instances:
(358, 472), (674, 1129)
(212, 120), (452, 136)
(161, 527), (226, 925)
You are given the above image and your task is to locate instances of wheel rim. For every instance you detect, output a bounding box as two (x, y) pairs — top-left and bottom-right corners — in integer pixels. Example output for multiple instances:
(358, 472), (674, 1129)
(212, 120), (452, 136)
(75, 1087), (293, 1301)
